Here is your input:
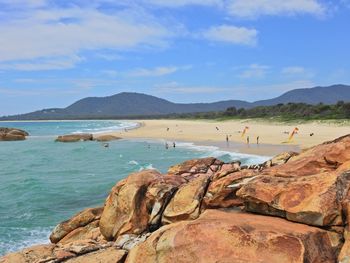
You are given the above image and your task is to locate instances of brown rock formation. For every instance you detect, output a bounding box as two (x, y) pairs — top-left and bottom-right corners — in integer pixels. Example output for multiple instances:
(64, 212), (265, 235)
(2, 135), (350, 262)
(56, 133), (93, 142)
(0, 127), (29, 141)
(99, 170), (185, 241)
(126, 209), (340, 263)
(93, 135), (122, 141)
(50, 207), (103, 243)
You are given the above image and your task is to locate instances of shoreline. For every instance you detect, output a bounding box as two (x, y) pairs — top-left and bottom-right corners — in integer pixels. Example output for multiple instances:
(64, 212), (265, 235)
(106, 119), (349, 156)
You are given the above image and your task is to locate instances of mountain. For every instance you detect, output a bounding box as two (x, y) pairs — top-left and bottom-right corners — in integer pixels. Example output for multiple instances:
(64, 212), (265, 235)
(251, 84), (350, 107)
(1, 84), (349, 120)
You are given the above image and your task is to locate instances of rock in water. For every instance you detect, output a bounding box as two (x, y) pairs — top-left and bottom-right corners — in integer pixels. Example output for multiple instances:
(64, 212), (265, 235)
(56, 133), (93, 142)
(93, 135), (122, 141)
(0, 127), (29, 141)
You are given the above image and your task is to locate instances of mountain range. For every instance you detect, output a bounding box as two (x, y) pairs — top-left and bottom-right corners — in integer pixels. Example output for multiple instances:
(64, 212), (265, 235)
(1, 84), (349, 120)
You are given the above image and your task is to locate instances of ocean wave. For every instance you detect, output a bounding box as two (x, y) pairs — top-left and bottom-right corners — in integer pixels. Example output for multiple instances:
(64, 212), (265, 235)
(0, 227), (52, 256)
(175, 142), (271, 165)
(128, 160), (139, 165)
(139, 164), (156, 171)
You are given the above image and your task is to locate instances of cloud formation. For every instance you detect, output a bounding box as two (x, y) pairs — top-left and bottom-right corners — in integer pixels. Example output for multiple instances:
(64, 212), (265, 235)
(202, 25), (258, 45)
(226, 0), (325, 18)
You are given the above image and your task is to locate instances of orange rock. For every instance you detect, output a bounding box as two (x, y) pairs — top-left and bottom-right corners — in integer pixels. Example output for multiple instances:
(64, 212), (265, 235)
(64, 247), (127, 263)
(203, 169), (258, 209)
(0, 127), (28, 141)
(168, 157), (222, 176)
(93, 135), (122, 141)
(126, 209), (340, 263)
(263, 134), (350, 177)
(162, 173), (211, 224)
(55, 133), (93, 142)
(58, 220), (104, 245)
(237, 167), (350, 226)
(50, 207), (103, 243)
(0, 244), (56, 263)
(100, 170), (184, 241)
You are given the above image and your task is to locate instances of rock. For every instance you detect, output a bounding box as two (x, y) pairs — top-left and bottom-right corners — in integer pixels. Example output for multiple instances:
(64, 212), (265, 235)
(58, 220), (105, 245)
(0, 244), (55, 263)
(50, 207), (103, 243)
(93, 135), (122, 141)
(126, 209), (340, 263)
(100, 170), (185, 241)
(203, 169), (258, 209)
(168, 157), (222, 176)
(339, 229), (350, 263)
(64, 247), (127, 263)
(262, 134), (350, 177)
(115, 233), (151, 251)
(161, 173), (211, 224)
(237, 166), (350, 227)
(262, 151), (299, 168)
(0, 127), (28, 141)
(55, 133), (93, 142)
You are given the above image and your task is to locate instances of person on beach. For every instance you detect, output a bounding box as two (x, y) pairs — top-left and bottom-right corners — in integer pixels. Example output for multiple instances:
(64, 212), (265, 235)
(247, 136), (250, 144)
(257, 136), (259, 144)
(167, 127), (169, 131)
(226, 135), (229, 142)
(216, 126), (219, 131)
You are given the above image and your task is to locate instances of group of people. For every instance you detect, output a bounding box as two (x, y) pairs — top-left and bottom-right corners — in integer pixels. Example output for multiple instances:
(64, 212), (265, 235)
(165, 142), (176, 149)
(226, 134), (260, 145)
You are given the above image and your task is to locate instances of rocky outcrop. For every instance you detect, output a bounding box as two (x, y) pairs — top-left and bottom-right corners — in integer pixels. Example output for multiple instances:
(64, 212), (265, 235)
(127, 209), (341, 263)
(50, 207), (103, 243)
(99, 170), (185, 241)
(93, 135), (122, 141)
(0, 127), (29, 141)
(56, 134), (93, 142)
(2, 134), (350, 262)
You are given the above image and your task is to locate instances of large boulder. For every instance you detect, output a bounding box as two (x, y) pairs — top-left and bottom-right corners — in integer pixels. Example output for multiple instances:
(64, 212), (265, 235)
(161, 173), (211, 224)
(50, 207), (103, 243)
(56, 133), (93, 142)
(0, 127), (29, 141)
(99, 170), (185, 241)
(64, 247), (127, 263)
(262, 134), (350, 177)
(126, 209), (340, 263)
(237, 166), (350, 227)
(203, 169), (258, 209)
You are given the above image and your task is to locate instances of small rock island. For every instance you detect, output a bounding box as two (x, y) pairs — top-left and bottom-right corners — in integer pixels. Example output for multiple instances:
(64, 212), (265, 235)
(0, 127), (29, 141)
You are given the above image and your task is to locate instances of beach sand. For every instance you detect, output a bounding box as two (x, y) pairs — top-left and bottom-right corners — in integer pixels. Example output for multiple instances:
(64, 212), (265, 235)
(109, 119), (350, 156)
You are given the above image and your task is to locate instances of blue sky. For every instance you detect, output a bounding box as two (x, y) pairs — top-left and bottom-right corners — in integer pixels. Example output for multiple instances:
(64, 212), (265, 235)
(0, 0), (349, 115)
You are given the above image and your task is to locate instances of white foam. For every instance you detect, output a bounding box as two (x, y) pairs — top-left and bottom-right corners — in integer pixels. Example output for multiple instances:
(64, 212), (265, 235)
(139, 164), (156, 171)
(0, 227), (52, 256)
(128, 160), (139, 165)
(175, 142), (271, 165)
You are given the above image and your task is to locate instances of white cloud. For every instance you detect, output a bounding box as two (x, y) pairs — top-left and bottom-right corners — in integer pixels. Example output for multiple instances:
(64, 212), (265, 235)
(202, 25), (258, 45)
(144, 0), (222, 7)
(0, 56), (83, 71)
(226, 0), (326, 18)
(155, 81), (229, 94)
(128, 65), (192, 77)
(282, 66), (306, 75)
(238, 64), (270, 78)
(0, 6), (169, 67)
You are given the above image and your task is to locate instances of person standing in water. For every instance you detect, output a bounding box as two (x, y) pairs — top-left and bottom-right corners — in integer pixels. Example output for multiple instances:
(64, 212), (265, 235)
(165, 142), (169, 149)
(173, 142), (176, 148)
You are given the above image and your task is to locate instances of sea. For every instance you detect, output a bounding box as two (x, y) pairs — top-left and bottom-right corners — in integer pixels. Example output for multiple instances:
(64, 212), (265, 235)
(0, 120), (269, 256)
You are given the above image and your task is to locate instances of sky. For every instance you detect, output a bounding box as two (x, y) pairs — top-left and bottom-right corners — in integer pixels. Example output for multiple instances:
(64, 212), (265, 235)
(0, 0), (349, 115)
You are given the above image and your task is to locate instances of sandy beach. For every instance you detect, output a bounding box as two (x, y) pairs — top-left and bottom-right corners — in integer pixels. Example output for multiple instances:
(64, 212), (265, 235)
(109, 119), (350, 156)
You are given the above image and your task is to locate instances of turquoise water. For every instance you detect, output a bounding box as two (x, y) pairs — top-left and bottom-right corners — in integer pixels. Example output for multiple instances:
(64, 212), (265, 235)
(0, 121), (268, 256)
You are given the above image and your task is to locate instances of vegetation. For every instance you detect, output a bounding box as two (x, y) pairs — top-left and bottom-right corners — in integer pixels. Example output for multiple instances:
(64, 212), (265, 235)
(163, 101), (350, 121)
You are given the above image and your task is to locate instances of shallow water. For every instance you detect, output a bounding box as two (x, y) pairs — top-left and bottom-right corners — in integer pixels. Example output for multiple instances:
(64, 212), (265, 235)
(0, 121), (269, 255)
